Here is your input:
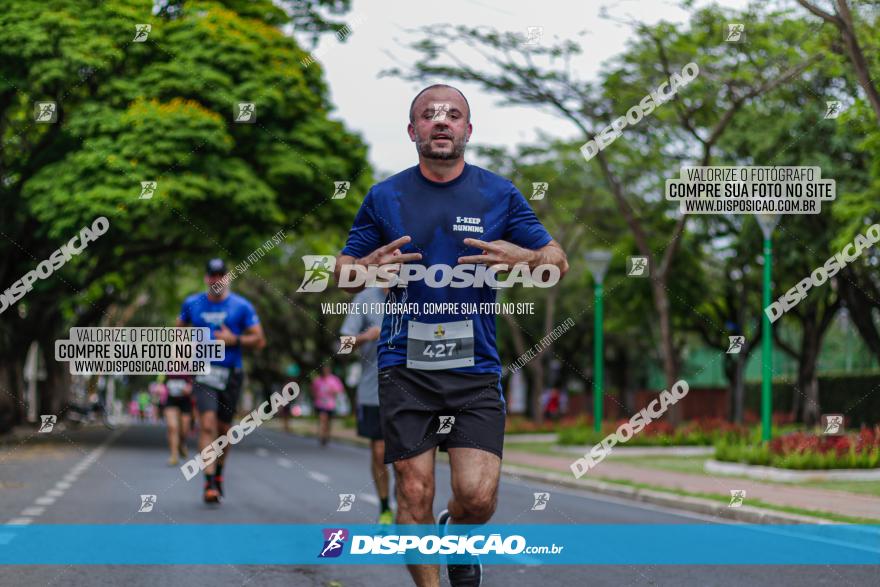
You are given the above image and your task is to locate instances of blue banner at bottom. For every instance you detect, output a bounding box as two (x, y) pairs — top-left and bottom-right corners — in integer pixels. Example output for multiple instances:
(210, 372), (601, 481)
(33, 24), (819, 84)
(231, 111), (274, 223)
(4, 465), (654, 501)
(0, 524), (877, 565)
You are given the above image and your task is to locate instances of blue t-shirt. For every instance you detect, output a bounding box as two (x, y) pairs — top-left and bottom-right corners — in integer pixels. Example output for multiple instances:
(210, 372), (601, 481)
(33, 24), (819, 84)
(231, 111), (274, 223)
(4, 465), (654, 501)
(341, 163), (553, 375)
(179, 292), (260, 369)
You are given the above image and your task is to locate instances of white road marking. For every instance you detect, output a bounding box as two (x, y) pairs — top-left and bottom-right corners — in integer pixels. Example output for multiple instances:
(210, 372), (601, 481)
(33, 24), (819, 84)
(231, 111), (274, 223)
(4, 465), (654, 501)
(308, 471), (330, 484)
(4, 427), (123, 526)
(256, 448), (270, 457)
(360, 494), (379, 505)
(277, 458), (293, 468)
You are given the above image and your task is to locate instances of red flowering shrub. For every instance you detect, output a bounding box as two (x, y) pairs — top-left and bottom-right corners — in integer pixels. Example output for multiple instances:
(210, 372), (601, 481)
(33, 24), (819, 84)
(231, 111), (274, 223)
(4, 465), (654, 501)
(717, 426), (880, 469)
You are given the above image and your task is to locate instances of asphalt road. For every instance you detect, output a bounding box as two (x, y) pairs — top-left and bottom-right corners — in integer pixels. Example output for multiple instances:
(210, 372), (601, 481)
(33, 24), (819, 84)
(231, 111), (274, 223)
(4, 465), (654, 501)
(0, 423), (875, 586)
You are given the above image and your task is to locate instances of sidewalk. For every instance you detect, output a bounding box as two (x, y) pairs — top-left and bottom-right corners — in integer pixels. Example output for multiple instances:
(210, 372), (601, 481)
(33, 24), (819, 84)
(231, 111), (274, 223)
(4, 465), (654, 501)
(282, 419), (880, 522)
(504, 448), (880, 521)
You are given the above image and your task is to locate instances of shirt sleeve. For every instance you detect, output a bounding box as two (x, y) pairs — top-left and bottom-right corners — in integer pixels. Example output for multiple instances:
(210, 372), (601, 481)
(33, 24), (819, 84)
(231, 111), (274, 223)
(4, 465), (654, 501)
(340, 309), (364, 337)
(240, 299), (260, 329)
(178, 298), (192, 324)
(502, 184), (553, 250)
(341, 189), (384, 259)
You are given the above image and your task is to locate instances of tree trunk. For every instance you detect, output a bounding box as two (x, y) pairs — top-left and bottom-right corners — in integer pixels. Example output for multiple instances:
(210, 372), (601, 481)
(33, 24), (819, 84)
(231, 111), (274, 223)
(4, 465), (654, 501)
(529, 364), (544, 423)
(835, 0), (880, 122)
(652, 278), (680, 424)
(733, 355), (746, 424)
(837, 267), (880, 363)
(0, 360), (24, 433)
(798, 324), (822, 425)
(723, 355), (747, 424)
(500, 312), (544, 423)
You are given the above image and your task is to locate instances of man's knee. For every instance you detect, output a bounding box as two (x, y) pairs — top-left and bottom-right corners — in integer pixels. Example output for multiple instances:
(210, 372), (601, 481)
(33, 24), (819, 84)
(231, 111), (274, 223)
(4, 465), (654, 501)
(200, 414), (218, 435)
(395, 468), (433, 511)
(454, 488), (497, 521)
(371, 440), (385, 463)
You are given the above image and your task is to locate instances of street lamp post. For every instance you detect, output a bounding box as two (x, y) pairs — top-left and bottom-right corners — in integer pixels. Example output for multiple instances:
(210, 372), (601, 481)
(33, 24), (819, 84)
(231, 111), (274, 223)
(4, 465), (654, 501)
(585, 251), (613, 433)
(756, 214), (780, 443)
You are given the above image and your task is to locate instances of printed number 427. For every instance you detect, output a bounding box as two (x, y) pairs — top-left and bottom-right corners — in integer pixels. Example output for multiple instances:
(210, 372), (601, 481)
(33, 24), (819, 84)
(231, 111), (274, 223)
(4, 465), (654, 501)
(423, 343), (456, 358)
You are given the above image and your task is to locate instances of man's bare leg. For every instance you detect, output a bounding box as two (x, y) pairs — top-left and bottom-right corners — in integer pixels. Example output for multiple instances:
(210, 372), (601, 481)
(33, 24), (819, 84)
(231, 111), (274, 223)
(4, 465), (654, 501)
(371, 439), (389, 501)
(217, 420), (231, 468)
(394, 448), (439, 587)
(318, 412), (330, 445)
(198, 410), (219, 475)
(165, 406), (180, 462)
(446, 448), (501, 524)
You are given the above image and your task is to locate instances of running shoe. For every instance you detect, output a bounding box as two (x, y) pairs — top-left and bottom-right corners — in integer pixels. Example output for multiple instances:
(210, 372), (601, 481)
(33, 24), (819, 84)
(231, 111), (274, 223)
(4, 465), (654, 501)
(168, 454), (179, 466)
(378, 509), (394, 525)
(438, 509), (482, 587)
(214, 474), (224, 497)
(179, 443), (188, 458)
(203, 478), (220, 503)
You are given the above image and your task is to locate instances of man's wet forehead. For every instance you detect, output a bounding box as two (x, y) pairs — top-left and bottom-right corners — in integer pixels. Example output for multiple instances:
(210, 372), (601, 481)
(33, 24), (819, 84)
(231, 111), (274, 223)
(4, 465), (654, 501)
(415, 91), (468, 114)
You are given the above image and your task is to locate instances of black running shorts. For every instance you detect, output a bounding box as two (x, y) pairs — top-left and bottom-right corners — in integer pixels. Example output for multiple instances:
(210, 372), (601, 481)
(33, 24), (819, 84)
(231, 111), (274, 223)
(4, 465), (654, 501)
(378, 365), (505, 464)
(193, 369), (243, 424)
(356, 404), (383, 441)
(163, 395), (193, 414)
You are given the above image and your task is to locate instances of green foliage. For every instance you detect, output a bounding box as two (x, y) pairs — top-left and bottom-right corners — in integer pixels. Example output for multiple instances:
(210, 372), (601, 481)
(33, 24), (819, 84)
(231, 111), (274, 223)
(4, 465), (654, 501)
(557, 419), (752, 447)
(0, 1), (368, 353)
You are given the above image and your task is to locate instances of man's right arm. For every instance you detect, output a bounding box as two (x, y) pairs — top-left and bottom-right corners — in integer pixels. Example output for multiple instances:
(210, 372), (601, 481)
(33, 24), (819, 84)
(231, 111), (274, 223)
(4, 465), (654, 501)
(334, 254), (366, 294)
(335, 236), (422, 294)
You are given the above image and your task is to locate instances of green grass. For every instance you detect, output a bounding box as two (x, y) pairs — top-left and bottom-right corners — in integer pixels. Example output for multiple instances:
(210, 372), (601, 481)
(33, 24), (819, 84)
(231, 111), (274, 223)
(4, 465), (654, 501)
(612, 455), (709, 474)
(505, 444), (880, 498)
(504, 441), (563, 455)
(775, 479), (880, 498)
(506, 462), (880, 524)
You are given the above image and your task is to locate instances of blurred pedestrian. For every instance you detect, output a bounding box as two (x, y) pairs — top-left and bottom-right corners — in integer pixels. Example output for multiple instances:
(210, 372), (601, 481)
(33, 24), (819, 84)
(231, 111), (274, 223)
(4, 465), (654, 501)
(311, 364), (344, 446)
(136, 390), (151, 421)
(543, 387), (561, 422)
(340, 287), (393, 523)
(162, 374), (193, 465)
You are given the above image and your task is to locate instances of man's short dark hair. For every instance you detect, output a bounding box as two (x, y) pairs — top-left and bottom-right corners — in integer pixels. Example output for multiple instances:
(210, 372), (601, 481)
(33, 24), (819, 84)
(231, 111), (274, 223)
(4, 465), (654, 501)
(409, 84), (471, 123)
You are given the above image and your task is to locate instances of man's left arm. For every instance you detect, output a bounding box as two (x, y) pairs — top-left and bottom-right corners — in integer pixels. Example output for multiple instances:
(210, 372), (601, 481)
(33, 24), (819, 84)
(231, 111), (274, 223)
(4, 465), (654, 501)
(215, 323), (265, 350)
(458, 238), (569, 280)
(239, 323), (266, 350)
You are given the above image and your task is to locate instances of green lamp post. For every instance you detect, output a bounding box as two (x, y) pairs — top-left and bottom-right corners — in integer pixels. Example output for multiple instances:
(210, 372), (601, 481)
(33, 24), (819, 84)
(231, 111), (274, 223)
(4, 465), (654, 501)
(756, 213), (780, 442)
(585, 250), (613, 433)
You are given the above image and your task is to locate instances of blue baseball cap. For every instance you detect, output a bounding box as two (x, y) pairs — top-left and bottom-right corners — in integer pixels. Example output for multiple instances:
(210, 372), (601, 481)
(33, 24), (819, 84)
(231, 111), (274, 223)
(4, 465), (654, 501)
(206, 258), (227, 275)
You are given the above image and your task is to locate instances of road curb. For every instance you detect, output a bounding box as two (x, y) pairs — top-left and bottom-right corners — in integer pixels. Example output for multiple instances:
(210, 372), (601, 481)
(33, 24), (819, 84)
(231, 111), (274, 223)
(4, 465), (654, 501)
(501, 463), (835, 525)
(280, 425), (837, 525)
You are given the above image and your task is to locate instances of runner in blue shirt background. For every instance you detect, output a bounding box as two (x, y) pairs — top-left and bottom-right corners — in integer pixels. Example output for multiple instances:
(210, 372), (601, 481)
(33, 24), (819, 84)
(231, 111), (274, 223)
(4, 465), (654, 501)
(177, 258), (265, 503)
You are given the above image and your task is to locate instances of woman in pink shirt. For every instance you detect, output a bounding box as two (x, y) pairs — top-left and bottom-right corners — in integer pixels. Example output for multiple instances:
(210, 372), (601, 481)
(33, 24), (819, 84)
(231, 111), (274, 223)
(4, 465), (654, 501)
(311, 364), (345, 447)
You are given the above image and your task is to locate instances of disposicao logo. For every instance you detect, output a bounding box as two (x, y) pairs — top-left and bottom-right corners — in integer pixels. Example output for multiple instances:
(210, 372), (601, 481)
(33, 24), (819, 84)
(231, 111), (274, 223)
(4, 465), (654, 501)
(319, 528), (348, 558)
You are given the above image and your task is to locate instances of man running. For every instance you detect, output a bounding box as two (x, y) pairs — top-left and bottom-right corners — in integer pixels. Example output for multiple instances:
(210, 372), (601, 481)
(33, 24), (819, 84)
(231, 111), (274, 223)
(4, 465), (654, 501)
(340, 288), (393, 524)
(334, 84), (568, 586)
(177, 258), (265, 503)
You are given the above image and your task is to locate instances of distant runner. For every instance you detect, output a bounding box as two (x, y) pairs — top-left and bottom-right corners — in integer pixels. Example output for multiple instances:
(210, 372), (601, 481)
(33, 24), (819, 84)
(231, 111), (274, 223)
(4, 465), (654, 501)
(310, 364), (345, 447)
(177, 258), (266, 503)
(161, 373), (193, 466)
(340, 287), (393, 524)
(335, 84), (568, 586)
